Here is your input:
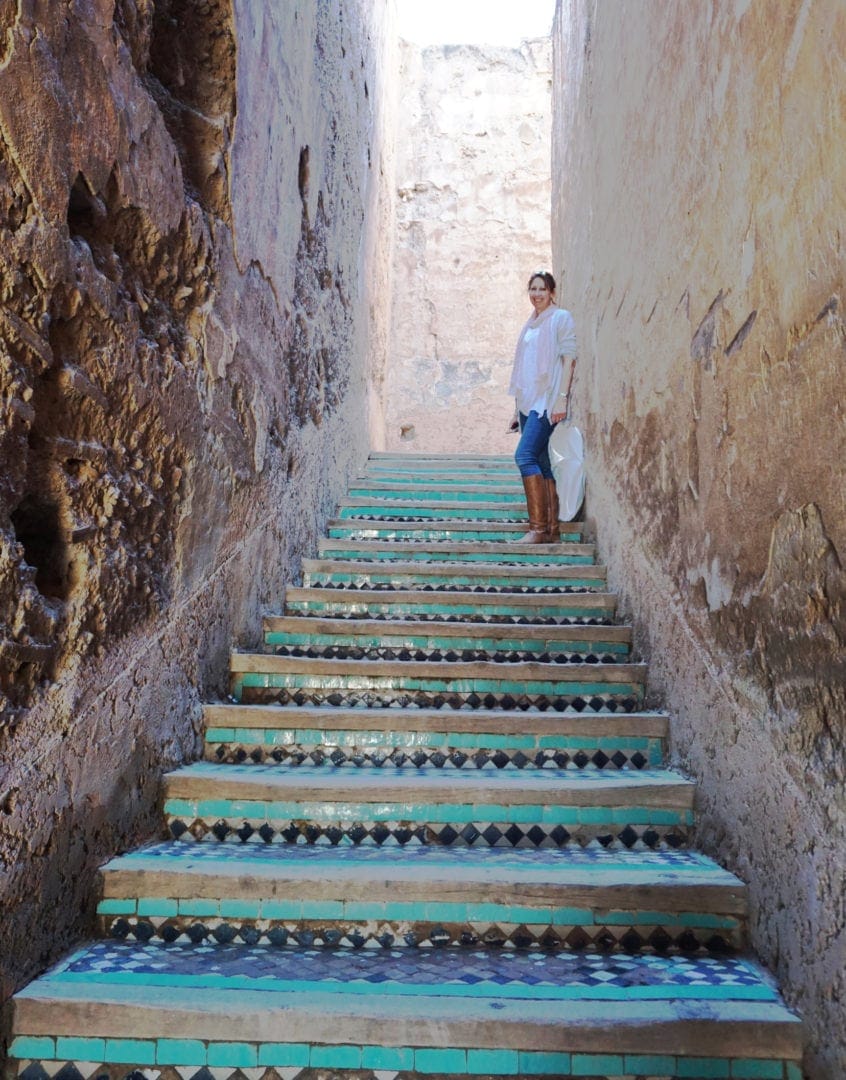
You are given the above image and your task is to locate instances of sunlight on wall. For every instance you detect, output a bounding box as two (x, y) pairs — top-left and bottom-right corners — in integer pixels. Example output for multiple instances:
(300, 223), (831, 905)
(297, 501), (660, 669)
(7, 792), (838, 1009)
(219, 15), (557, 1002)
(395, 0), (555, 45)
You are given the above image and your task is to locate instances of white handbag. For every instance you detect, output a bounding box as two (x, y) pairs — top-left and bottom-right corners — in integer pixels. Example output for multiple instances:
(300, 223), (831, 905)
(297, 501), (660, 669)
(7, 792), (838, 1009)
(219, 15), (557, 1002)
(548, 422), (585, 521)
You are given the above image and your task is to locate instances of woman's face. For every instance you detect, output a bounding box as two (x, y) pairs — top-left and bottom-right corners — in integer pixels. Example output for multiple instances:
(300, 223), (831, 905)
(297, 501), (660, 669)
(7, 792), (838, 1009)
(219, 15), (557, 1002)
(528, 276), (554, 314)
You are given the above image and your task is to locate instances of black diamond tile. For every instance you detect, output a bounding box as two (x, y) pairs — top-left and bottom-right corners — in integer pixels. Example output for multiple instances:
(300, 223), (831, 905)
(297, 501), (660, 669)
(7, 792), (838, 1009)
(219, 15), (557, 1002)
(19, 1066), (50, 1080)
(504, 824), (524, 846)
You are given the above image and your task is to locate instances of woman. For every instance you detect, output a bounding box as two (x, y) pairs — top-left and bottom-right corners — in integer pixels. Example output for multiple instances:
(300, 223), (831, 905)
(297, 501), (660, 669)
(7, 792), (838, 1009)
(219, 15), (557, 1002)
(508, 271), (577, 543)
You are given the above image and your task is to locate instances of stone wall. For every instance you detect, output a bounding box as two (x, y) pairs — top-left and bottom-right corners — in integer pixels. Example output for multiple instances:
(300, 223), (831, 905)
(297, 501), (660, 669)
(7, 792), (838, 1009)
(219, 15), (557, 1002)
(552, 1), (845, 1074)
(385, 40), (552, 455)
(0, 0), (396, 1010)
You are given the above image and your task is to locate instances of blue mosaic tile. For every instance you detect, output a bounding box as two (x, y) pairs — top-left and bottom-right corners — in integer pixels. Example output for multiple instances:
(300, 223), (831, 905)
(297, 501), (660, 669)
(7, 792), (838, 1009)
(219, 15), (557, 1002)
(49, 940), (779, 1003)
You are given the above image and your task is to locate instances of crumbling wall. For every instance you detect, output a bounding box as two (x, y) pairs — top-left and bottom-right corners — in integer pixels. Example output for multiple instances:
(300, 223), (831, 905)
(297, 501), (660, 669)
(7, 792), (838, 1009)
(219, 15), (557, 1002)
(552, 1), (845, 1074)
(0, 0), (396, 1008)
(385, 40), (552, 454)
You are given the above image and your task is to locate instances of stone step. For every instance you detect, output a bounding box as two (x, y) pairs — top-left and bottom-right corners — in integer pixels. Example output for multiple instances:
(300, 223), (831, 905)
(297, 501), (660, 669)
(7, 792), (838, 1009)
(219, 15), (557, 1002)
(263, 614), (631, 661)
(163, 762), (693, 849)
(349, 480), (526, 502)
(229, 653), (646, 711)
(96, 841), (747, 953)
(356, 471), (524, 489)
(301, 557), (607, 591)
(202, 702), (666, 769)
(9, 943), (802, 1080)
(336, 496), (530, 520)
(316, 538), (596, 564)
(327, 517), (587, 542)
(369, 451), (515, 463)
(284, 585), (617, 622)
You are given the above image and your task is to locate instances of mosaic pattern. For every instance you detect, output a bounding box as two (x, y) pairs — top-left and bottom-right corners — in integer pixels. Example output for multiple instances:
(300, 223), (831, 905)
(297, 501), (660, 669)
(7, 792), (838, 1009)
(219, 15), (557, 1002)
(42, 940), (777, 997)
(7, 458), (802, 1080)
(101, 914), (740, 954)
(205, 741), (657, 770)
(236, 686), (644, 713)
(107, 838), (717, 868)
(165, 814), (690, 850)
(269, 645), (626, 664)
(10, 1053), (804, 1080)
(284, 609), (617, 626)
(305, 576), (604, 592)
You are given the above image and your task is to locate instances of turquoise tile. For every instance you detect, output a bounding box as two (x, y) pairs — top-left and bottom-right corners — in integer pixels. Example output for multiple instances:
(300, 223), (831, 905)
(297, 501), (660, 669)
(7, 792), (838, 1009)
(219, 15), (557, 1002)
(785, 1064), (803, 1080)
(261, 899), (302, 919)
(518, 1050), (572, 1074)
(219, 899), (261, 919)
(105, 1039), (157, 1065)
(137, 898), (178, 917)
(572, 1053), (624, 1074)
(56, 1037), (106, 1060)
(625, 1055), (677, 1073)
(678, 912), (740, 929)
(258, 1043), (310, 1066)
(578, 806), (615, 824)
(731, 1062), (787, 1078)
(204, 728), (234, 742)
(467, 1048), (519, 1074)
(9, 1037), (56, 1059)
(344, 900), (382, 919)
(195, 799), (242, 818)
(310, 1045), (361, 1068)
(207, 1043), (257, 1068)
(415, 1047), (467, 1073)
(302, 899), (345, 918)
(504, 905), (553, 923)
(425, 901), (470, 921)
(361, 1046), (416, 1070)
(467, 902), (508, 921)
(163, 799), (195, 817)
(178, 899), (220, 917)
(97, 898), (136, 915)
(550, 906), (594, 925)
(677, 1059), (731, 1077)
(156, 1039), (207, 1065)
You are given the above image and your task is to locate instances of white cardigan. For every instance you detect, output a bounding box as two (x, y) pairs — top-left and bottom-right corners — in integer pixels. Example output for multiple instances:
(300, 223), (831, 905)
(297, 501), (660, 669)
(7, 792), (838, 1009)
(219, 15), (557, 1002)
(509, 305), (577, 417)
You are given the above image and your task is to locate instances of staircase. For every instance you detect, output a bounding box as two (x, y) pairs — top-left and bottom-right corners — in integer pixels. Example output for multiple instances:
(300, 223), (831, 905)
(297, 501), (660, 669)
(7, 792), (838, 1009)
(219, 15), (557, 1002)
(9, 452), (802, 1080)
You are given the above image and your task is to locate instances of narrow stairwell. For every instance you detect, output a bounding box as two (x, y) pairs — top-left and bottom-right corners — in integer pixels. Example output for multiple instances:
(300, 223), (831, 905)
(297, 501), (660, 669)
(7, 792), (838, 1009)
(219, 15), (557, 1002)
(9, 453), (802, 1080)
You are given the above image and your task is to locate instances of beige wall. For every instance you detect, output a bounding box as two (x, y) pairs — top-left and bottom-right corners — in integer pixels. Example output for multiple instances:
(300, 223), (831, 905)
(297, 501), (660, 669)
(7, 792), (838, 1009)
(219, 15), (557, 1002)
(552, 1), (845, 1074)
(385, 39), (552, 455)
(0, 0), (396, 1004)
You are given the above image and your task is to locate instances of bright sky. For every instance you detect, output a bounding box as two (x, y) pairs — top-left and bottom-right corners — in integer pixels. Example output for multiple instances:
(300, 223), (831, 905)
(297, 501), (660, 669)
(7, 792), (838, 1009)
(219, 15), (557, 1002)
(395, 0), (556, 46)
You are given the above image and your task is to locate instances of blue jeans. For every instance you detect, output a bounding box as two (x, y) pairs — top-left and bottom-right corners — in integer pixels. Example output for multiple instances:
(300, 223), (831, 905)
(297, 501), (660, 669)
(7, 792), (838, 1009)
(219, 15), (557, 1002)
(515, 410), (555, 479)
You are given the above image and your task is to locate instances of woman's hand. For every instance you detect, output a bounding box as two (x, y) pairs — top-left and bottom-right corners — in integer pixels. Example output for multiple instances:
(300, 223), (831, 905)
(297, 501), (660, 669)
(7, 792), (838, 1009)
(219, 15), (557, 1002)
(508, 411), (520, 433)
(550, 407), (568, 424)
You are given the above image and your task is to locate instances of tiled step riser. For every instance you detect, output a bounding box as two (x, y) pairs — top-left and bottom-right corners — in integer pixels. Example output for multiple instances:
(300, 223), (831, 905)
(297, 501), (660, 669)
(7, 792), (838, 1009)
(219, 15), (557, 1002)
(204, 737), (663, 770)
(337, 503), (532, 521)
(233, 681), (645, 713)
(284, 593), (616, 623)
(301, 568), (606, 591)
(328, 524), (584, 541)
(98, 911), (744, 954)
(265, 629), (630, 661)
(348, 486), (525, 503)
(316, 546), (596, 565)
(9, 1048), (804, 1080)
(164, 803), (693, 850)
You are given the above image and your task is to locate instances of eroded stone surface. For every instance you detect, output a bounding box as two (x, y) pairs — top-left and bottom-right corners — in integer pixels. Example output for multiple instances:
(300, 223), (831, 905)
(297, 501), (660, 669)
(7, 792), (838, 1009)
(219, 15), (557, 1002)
(385, 40), (552, 455)
(0, 0), (396, 1007)
(552, 1), (845, 1074)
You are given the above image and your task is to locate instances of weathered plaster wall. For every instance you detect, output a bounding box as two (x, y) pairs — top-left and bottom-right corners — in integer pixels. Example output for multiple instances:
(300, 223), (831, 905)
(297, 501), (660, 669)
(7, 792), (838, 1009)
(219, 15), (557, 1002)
(0, 0), (396, 1008)
(385, 39), (552, 454)
(552, 1), (845, 1074)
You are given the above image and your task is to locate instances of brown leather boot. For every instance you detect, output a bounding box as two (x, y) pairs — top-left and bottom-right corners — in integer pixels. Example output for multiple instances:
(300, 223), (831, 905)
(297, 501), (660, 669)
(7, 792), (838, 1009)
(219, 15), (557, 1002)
(544, 477), (560, 543)
(517, 474), (549, 543)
